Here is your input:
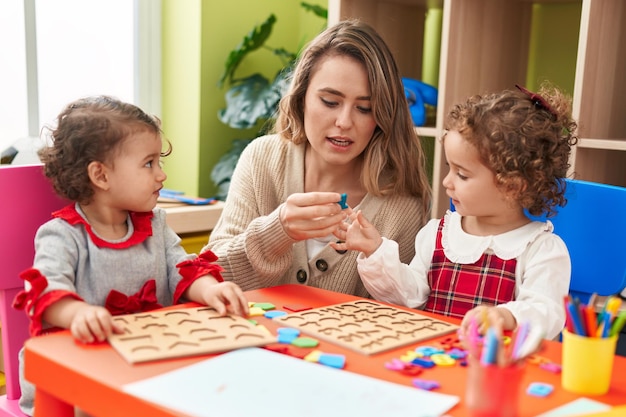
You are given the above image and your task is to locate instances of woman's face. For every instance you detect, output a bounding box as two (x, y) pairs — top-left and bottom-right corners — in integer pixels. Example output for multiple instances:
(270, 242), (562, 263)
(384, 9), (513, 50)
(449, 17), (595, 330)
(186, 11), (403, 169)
(303, 54), (377, 168)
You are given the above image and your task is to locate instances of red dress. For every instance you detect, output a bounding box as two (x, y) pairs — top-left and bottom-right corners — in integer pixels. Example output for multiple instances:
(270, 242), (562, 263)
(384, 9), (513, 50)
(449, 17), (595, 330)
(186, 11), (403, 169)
(424, 218), (517, 318)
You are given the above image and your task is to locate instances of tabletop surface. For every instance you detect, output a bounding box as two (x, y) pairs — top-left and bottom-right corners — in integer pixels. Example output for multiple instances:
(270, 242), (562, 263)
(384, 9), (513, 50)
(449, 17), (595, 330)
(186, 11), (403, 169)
(25, 285), (626, 417)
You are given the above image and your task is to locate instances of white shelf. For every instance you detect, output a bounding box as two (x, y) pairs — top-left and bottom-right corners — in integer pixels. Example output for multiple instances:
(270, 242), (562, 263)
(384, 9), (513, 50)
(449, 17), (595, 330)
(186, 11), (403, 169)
(577, 139), (626, 152)
(416, 126), (438, 138)
(160, 201), (224, 235)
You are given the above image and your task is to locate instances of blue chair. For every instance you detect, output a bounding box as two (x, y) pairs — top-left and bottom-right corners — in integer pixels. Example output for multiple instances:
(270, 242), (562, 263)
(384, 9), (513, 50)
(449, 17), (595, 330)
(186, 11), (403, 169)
(451, 179), (626, 304)
(535, 179), (626, 304)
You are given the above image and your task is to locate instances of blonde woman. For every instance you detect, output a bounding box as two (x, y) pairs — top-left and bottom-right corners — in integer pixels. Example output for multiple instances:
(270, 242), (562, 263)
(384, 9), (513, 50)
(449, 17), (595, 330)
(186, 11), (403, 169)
(204, 19), (432, 297)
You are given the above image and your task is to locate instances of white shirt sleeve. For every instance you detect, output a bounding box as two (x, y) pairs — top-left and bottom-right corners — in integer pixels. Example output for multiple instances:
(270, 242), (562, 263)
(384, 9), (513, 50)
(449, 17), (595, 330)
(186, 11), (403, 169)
(357, 219), (440, 308)
(502, 232), (571, 340)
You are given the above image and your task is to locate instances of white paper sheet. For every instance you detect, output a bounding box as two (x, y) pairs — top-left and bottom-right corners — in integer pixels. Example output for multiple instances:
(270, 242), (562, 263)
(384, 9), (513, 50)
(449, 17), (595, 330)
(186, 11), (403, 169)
(123, 347), (459, 417)
(535, 397), (611, 417)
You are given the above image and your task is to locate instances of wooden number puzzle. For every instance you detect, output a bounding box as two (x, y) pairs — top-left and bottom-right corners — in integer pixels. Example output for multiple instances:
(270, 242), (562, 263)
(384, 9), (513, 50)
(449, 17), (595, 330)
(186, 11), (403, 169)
(273, 300), (458, 355)
(108, 306), (276, 363)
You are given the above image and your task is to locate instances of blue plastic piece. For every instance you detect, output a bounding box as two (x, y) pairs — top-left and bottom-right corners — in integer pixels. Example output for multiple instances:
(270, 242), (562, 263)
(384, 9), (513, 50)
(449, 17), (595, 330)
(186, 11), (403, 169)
(159, 189), (215, 205)
(277, 327), (300, 344)
(526, 382), (554, 397)
(318, 353), (346, 369)
(414, 346), (444, 357)
(159, 188), (184, 196)
(338, 193), (348, 209)
(411, 357), (435, 368)
(264, 310), (287, 319)
(402, 77), (438, 127)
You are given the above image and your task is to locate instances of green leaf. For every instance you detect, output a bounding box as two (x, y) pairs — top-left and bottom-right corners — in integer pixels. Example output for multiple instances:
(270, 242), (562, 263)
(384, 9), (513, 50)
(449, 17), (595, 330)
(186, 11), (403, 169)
(218, 73), (289, 129)
(272, 47), (297, 64)
(211, 3), (328, 200)
(301, 2), (328, 19)
(210, 138), (253, 200)
(218, 14), (277, 87)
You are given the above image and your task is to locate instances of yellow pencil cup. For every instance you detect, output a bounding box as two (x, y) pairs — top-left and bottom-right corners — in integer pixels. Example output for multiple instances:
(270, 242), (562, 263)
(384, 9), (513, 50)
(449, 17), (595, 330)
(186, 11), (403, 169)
(561, 329), (617, 395)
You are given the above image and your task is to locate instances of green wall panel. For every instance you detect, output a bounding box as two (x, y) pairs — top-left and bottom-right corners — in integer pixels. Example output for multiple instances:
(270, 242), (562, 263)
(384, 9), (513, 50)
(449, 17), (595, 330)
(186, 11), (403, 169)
(162, 0), (326, 198)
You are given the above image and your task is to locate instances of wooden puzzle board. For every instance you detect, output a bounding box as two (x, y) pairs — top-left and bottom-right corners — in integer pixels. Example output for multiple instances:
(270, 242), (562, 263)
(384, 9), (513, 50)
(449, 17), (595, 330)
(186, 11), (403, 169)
(273, 300), (458, 355)
(108, 306), (276, 363)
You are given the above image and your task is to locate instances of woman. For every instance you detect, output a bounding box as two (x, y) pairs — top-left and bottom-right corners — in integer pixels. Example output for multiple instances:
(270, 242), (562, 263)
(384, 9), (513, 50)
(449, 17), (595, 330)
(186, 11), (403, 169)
(204, 19), (432, 298)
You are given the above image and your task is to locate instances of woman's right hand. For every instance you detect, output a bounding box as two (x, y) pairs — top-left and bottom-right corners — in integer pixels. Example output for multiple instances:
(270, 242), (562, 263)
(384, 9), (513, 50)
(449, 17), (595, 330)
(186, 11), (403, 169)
(279, 192), (347, 241)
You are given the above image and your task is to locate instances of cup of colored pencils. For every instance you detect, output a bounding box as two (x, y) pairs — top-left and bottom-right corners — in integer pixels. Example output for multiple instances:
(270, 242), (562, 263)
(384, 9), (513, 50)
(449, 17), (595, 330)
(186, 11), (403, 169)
(463, 319), (543, 417)
(562, 294), (624, 395)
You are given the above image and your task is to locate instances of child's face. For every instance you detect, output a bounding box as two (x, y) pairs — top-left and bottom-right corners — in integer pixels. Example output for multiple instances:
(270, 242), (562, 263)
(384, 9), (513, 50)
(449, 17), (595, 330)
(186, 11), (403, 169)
(105, 130), (166, 213)
(442, 130), (511, 218)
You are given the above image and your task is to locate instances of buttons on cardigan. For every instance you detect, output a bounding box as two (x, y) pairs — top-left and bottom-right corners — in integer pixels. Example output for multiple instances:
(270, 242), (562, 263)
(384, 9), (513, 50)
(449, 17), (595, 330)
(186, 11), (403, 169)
(335, 240), (347, 255)
(296, 269), (307, 283)
(315, 259), (328, 272)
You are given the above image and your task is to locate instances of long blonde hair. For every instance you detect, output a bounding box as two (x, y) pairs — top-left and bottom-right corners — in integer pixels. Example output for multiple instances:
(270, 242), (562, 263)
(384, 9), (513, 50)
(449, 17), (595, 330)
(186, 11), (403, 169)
(274, 19), (431, 212)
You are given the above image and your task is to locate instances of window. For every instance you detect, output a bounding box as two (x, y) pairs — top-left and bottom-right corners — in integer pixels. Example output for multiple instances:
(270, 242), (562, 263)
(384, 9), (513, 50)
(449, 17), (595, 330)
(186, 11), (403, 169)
(0, 0), (160, 163)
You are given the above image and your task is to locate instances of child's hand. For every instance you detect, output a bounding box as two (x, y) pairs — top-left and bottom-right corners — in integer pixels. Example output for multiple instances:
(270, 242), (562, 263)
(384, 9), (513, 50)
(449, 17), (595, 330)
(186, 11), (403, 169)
(331, 210), (383, 257)
(70, 304), (124, 344)
(460, 305), (516, 336)
(199, 281), (249, 317)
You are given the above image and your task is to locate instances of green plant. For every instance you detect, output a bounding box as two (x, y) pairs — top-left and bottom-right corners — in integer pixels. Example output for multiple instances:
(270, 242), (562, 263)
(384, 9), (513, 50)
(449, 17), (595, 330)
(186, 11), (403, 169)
(211, 3), (327, 200)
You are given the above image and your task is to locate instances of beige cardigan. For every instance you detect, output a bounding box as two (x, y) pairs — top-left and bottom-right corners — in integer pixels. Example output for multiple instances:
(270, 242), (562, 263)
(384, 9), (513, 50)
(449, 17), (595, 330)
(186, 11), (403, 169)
(205, 134), (429, 298)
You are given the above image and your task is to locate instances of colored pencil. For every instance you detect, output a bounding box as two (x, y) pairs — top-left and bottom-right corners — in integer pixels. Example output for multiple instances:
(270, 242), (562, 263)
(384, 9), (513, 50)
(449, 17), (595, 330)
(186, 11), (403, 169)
(584, 305), (598, 338)
(567, 302), (586, 336)
(610, 311), (626, 337)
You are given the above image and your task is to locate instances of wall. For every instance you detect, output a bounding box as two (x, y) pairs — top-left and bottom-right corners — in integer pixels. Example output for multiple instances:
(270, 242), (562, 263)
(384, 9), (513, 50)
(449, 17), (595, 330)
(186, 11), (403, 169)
(161, 0), (327, 198)
(526, 3), (581, 93)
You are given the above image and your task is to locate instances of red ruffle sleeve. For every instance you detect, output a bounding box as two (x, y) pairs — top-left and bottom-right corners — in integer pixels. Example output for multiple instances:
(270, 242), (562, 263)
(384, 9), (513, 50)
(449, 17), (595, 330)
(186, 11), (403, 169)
(173, 250), (224, 303)
(13, 268), (83, 336)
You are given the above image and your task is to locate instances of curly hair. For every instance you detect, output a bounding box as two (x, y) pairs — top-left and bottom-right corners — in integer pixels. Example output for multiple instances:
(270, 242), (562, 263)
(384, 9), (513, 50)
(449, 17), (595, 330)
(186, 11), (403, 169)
(38, 96), (170, 205)
(444, 83), (578, 217)
(273, 19), (431, 212)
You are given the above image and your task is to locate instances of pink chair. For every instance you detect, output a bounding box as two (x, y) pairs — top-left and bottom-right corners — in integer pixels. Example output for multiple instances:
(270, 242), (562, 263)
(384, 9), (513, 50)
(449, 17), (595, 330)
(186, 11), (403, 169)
(0, 164), (66, 416)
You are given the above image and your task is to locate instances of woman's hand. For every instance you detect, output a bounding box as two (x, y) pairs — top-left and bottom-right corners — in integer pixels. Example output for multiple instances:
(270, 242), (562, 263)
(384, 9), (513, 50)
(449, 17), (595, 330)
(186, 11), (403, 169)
(331, 209), (383, 257)
(279, 192), (347, 240)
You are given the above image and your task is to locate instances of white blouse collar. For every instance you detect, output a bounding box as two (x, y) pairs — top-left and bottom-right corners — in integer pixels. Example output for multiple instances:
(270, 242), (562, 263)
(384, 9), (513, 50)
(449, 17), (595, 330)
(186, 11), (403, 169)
(441, 211), (553, 263)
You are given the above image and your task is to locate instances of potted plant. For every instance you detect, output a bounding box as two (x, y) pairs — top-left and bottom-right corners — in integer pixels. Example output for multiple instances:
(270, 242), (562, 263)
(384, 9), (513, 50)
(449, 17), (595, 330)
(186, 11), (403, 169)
(211, 3), (327, 200)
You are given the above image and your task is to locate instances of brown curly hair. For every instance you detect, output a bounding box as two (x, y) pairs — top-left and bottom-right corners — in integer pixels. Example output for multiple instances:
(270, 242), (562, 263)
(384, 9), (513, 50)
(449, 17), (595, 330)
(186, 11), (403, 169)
(38, 96), (171, 205)
(273, 19), (431, 213)
(444, 83), (578, 217)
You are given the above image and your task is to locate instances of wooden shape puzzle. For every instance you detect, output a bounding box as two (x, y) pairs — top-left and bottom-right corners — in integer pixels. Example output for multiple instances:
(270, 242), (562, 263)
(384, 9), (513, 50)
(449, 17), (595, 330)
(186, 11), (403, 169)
(108, 306), (276, 363)
(272, 300), (458, 355)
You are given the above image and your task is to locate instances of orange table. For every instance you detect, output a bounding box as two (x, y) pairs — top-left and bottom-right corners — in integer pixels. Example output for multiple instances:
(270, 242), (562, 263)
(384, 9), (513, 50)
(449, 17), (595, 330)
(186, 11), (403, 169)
(25, 285), (626, 417)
